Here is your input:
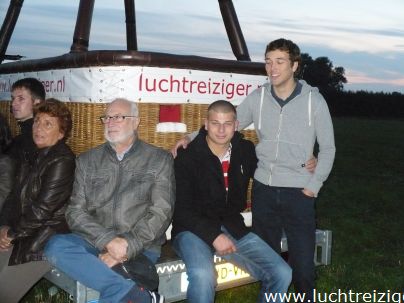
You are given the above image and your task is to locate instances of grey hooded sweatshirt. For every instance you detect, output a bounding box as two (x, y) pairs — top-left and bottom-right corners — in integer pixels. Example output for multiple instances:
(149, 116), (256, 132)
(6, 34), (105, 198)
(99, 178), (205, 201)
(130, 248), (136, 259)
(236, 80), (335, 196)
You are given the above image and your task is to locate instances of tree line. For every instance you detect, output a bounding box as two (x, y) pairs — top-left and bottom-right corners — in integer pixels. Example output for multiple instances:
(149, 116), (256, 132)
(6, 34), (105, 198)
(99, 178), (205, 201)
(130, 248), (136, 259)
(297, 53), (404, 119)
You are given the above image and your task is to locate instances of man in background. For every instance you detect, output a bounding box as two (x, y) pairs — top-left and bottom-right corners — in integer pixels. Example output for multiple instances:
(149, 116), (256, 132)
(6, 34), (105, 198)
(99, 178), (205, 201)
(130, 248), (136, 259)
(8, 77), (45, 164)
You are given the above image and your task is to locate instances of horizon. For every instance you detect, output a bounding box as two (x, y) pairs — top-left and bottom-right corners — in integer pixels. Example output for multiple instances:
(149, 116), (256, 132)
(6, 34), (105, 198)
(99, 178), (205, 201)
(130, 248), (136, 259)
(1, 0), (403, 94)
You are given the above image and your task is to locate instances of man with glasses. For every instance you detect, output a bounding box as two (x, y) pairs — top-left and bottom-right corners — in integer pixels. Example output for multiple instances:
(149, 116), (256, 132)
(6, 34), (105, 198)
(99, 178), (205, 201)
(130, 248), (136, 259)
(45, 98), (174, 303)
(172, 100), (291, 303)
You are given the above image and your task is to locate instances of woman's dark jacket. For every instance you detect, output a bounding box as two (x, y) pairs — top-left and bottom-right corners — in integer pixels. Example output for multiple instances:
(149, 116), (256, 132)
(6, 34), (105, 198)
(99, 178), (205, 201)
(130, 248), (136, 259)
(172, 128), (258, 247)
(0, 140), (75, 265)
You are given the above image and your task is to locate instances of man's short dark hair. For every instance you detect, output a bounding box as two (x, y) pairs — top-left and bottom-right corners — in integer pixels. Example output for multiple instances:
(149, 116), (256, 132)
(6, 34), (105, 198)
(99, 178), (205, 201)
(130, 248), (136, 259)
(12, 77), (45, 101)
(207, 100), (237, 119)
(265, 38), (302, 75)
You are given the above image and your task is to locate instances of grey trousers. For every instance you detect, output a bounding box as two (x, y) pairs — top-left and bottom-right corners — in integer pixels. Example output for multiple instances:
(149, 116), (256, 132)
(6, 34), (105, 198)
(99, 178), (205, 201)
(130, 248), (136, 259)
(0, 248), (51, 303)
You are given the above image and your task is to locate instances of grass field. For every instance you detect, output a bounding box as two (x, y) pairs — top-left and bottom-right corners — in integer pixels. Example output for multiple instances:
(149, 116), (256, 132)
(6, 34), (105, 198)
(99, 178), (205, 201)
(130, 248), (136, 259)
(21, 117), (404, 303)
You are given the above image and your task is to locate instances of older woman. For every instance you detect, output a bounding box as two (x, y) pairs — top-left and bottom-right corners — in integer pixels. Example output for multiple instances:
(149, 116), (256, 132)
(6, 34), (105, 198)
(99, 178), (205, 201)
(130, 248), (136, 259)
(0, 99), (76, 302)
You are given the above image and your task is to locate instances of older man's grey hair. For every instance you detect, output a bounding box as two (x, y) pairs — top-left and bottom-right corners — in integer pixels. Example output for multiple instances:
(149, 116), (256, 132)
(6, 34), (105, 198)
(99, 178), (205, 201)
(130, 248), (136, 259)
(110, 98), (139, 116)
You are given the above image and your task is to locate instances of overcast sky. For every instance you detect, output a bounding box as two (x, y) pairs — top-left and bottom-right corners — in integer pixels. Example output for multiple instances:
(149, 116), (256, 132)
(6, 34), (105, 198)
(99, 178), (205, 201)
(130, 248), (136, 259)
(1, 0), (403, 93)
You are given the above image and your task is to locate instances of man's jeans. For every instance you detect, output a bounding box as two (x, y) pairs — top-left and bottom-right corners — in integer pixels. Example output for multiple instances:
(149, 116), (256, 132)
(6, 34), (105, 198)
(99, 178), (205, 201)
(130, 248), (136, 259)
(173, 229), (292, 303)
(252, 180), (316, 302)
(44, 233), (160, 303)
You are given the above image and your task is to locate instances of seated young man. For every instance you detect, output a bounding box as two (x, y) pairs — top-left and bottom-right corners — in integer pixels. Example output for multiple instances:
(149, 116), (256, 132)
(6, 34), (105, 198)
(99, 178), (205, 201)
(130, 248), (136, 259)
(171, 100), (292, 303)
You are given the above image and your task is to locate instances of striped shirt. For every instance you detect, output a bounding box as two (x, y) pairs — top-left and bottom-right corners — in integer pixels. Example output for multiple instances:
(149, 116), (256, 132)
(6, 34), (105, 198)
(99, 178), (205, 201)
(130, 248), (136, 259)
(220, 144), (232, 191)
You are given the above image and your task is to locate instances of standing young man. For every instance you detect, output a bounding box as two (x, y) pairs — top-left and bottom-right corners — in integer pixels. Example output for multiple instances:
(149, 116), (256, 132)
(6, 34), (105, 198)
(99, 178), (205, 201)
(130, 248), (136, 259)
(172, 39), (335, 302)
(237, 38), (336, 302)
(172, 100), (291, 303)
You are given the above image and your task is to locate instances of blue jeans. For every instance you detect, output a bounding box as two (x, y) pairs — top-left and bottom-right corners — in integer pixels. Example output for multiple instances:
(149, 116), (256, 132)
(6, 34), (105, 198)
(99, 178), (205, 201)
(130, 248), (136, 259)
(44, 233), (160, 303)
(252, 181), (316, 302)
(173, 229), (291, 303)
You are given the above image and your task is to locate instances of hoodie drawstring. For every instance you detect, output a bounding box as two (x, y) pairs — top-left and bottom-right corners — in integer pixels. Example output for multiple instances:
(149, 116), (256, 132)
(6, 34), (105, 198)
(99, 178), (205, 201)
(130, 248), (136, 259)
(308, 90), (312, 126)
(258, 86), (265, 130)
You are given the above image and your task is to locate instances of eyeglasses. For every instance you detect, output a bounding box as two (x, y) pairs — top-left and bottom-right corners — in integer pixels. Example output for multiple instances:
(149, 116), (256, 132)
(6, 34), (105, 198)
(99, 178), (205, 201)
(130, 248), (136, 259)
(99, 115), (136, 124)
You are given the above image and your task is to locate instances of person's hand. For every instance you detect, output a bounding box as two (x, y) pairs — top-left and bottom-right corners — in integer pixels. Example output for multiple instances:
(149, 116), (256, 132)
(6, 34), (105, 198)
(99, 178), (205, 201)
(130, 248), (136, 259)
(105, 237), (128, 261)
(170, 136), (191, 158)
(302, 188), (315, 197)
(0, 226), (12, 251)
(304, 156), (317, 173)
(212, 234), (236, 256)
(99, 252), (120, 268)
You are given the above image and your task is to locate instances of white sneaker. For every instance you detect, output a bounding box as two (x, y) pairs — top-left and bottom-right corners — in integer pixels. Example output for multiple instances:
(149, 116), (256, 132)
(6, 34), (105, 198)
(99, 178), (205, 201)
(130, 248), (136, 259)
(149, 291), (164, 303)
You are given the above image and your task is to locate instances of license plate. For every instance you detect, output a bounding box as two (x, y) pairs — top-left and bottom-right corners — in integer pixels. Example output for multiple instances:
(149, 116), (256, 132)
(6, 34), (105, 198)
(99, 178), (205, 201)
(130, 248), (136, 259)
(180, 262), (250, 292)
(215, 262), (250, 284)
